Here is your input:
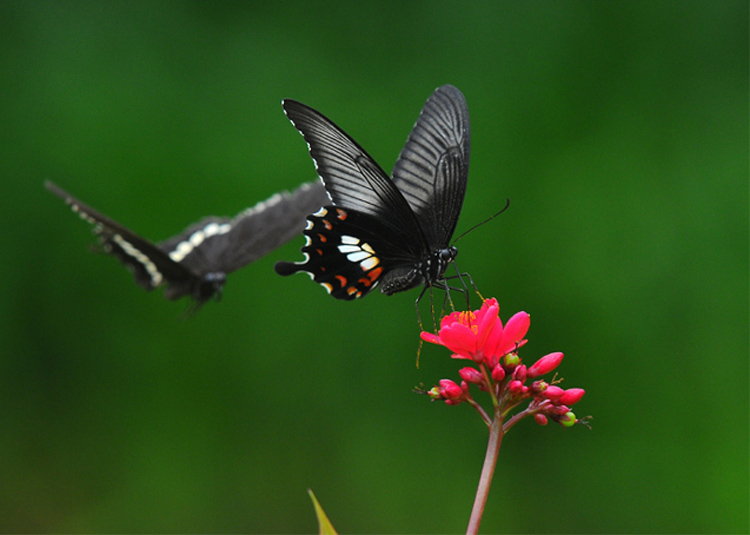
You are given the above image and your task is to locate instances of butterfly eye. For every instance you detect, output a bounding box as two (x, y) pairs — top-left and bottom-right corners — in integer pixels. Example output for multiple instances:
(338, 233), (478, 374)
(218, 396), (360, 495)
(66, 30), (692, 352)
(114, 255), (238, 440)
(440, 247), (458, 262)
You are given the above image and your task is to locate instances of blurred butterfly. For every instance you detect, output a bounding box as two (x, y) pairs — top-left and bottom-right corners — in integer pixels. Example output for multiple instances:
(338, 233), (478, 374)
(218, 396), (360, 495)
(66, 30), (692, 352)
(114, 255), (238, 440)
(47, 179), (327, 305)
(274, 84), (470, 301)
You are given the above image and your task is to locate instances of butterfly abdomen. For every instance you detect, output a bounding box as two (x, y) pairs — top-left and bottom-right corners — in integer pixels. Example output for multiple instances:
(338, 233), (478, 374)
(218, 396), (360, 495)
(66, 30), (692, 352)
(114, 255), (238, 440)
(378, 265), (423, 295)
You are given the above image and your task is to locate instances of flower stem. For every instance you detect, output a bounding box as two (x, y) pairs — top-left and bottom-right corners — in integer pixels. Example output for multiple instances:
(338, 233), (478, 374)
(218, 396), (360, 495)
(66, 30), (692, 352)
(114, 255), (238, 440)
(466, 409), (504, 534)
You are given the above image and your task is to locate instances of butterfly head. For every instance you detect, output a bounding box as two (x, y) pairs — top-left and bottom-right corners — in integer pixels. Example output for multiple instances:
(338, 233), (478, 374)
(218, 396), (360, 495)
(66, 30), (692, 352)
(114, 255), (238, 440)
(439, 246), (458, 265)
(197, 271), (227, 303)
(426, 245), (458, 283)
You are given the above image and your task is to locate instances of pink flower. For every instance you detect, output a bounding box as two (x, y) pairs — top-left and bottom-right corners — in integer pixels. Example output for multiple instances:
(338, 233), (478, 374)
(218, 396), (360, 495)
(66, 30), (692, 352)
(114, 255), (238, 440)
(422, 297), (587, 431)
(421, 298), (530, 366)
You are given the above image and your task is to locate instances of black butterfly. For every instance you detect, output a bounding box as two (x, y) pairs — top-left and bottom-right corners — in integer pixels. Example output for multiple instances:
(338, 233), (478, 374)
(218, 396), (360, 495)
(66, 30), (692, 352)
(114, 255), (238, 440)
(274, 84), (470, 300)
(47, 179), (328, 305)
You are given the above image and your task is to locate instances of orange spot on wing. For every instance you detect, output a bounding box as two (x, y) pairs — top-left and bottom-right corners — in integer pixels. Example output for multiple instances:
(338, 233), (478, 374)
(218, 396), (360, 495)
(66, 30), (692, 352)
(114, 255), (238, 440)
(323, 219), (333, 230)
(336, 209), (347, 220)
(317, 233), (327, 243)
(368, 267), (383, 282)
(335, 275), (347, 287)
(358, 267), (383, 287)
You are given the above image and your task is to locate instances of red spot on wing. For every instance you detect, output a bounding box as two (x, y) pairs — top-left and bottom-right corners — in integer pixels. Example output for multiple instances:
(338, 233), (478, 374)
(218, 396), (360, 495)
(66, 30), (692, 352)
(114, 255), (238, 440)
(317, 233), (327, 243)
(335, 275), (347, 287)
(323, 219), (333, 230)
(358, 267), (383, 288)
(336, 208), (347, 220)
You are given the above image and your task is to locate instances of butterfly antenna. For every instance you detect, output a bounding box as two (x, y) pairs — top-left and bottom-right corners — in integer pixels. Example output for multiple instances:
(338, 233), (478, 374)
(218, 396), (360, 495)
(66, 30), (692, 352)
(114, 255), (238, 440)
(451, 198), (510, 245)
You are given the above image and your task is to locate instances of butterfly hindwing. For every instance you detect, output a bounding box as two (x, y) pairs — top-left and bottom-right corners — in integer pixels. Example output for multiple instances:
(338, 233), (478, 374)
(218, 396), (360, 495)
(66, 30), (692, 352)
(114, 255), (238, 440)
(159, 180), (328, 274)
(275, 206), (423, 300)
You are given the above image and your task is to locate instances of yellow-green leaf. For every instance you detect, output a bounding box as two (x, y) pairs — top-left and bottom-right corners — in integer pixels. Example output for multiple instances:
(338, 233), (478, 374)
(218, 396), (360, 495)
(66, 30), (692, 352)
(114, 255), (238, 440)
(308, 489), (338, 535)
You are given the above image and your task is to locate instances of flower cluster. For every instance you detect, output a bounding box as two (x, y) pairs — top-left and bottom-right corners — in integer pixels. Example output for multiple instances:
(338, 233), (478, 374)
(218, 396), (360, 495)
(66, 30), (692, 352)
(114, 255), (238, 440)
(422, 298), (586, 429)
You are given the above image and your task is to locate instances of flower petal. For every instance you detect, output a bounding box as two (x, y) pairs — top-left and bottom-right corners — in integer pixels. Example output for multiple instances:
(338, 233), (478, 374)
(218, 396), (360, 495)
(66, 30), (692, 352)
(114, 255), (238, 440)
(420, 332), (441, 345)
(439, 323), (477, 357)
(495, 311), (530, 356)
(475, 301), (499, 349)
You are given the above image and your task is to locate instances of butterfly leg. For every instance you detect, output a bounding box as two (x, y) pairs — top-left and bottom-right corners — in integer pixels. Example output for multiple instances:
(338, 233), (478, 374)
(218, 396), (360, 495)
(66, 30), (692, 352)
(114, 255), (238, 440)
(459, 271), (485, 301)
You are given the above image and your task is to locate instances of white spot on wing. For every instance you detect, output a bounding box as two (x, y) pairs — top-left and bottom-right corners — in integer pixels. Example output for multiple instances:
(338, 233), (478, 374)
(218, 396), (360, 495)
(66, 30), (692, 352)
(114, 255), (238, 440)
(361, 257), (380, 270)
(167, 220), (232, 262)
(113, 234), (163, 286)
(346, 251), (370, 263)
(336, 236), (380, 267)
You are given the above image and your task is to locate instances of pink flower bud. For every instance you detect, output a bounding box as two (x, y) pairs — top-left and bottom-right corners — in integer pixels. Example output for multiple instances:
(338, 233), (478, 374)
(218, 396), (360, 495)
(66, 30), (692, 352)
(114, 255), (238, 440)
(491, 364), (506, 381)
(508, 380), (525, 394)
(543, 385), (565, 400)
(459, 367), (483, 384)
(550, 404), (570, 416)
(527, 352), (564, 378)
(534, 413), (548, 426)
(438, 379), (463, 399)
(559, 388), (585, 406)
(512, 364), (527, 383)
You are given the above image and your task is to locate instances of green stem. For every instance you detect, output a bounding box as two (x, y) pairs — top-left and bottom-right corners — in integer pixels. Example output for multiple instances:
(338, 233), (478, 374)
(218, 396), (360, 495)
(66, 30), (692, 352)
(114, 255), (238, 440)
(466, 408), (504, 534)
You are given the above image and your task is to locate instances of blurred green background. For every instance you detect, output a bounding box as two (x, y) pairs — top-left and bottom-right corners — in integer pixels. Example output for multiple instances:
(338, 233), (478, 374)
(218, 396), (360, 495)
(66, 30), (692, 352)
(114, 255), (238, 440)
(1, 1), (747, 533)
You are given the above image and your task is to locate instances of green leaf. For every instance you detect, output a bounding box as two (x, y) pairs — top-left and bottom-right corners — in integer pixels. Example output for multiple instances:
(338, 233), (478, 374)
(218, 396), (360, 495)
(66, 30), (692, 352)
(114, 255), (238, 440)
(308, 489), (338, 535)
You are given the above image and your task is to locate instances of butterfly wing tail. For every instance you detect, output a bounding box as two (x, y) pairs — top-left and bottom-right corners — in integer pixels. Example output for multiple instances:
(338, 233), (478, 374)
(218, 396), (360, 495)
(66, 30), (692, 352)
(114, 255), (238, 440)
(274, 260), (304, 276)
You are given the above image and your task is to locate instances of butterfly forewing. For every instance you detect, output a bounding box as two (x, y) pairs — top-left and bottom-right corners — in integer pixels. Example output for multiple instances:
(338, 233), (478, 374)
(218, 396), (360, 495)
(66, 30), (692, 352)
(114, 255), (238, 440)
(391, 84), (470, 249)
(46, 180), (197, 292)
(282, 99), (426, 245)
